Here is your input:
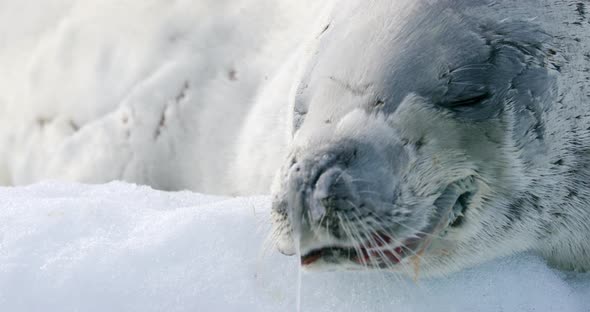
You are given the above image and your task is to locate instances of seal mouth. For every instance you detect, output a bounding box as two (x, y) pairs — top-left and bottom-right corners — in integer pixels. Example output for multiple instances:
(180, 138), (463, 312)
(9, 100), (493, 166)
(300, 178), (476, 269)
(301, 233), (425, 268)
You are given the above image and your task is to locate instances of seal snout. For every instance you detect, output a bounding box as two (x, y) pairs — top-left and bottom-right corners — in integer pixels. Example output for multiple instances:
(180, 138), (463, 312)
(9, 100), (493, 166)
(310, 166), (358, 222)
(287, 153), (359, 227)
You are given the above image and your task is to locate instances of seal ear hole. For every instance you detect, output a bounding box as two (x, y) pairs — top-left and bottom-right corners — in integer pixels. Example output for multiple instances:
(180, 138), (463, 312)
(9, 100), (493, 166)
(450, 192), (473, 228)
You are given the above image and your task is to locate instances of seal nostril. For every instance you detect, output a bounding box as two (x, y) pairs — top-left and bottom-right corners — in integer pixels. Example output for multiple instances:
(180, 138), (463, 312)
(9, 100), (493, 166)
(314, 167), (359, 217)
(290, 163), (301, 173)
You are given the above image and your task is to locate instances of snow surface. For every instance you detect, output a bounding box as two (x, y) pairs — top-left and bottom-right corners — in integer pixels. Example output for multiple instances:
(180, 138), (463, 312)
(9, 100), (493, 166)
(0, 182), (588, 312)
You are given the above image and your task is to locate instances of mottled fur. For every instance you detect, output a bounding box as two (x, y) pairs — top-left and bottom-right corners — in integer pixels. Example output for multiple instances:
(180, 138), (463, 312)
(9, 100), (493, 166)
(262, 0), (590, 276)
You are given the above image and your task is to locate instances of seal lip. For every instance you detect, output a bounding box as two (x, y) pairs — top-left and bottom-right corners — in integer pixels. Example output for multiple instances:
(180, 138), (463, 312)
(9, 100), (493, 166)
(300, 232), (426, 269)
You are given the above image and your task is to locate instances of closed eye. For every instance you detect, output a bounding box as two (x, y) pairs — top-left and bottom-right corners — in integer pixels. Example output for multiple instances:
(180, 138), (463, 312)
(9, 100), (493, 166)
(445, 91), (491, 108)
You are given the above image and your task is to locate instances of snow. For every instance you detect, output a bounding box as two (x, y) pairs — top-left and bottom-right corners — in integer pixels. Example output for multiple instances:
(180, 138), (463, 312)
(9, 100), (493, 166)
(0, 182), (588, 312)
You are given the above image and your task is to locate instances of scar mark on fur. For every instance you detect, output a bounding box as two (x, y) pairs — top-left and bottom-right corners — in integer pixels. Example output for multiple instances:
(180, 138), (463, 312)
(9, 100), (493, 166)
(175, 81), (190, 103)
(317, 23), (331, 38)
(155, 81), (189, 139)
(155, 109), (167, 139)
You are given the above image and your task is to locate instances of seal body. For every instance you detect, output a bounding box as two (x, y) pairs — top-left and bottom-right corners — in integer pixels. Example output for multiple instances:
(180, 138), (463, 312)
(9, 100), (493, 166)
(264, 0), (590, 276)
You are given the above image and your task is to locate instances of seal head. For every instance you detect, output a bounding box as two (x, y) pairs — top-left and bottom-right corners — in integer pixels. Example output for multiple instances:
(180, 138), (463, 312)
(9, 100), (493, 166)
(269, 0), (588, 276)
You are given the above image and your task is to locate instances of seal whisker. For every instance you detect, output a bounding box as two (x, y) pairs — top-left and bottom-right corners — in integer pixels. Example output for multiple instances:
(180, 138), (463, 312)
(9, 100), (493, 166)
(373, 202), (453, 241)
(351, 213), (395, 266)
(349, 213), (411, 282)
(359, 213), (436, 271)
(338, 214), (370, 270)
(349, 178), (372, 185)
(345, 214), (383, 270)
(357, 190), (382, 197)
(368, 211), (452, 242)
(348, 201), (419, 274)
(350, 216), (378, 270)
(350, 212), (418, 277)
(388, 218), (452, 241)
